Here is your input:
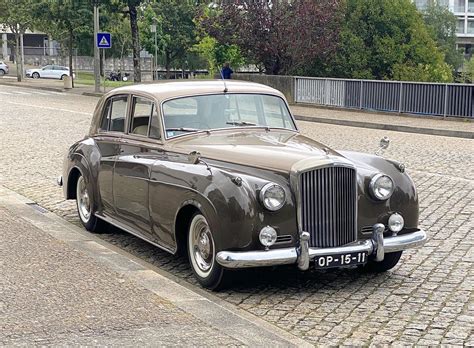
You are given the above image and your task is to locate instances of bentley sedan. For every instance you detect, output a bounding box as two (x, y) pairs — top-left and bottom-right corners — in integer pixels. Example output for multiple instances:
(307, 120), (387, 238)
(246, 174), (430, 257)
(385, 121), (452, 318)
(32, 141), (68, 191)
(59, 81), (427, 290)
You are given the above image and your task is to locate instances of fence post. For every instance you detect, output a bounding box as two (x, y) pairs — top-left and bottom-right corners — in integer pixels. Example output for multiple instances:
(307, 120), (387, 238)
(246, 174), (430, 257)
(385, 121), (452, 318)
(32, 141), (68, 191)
(294, 77), (298, 103)
(325, 78), (329, 105)
(398, 82), (403, 114)
(443, 84), (448, 119)
(359, 80), (363, 109)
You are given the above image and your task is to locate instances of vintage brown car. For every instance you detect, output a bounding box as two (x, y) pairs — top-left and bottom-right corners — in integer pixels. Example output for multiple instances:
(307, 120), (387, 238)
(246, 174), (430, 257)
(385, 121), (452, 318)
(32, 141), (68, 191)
(59, 80), (427, 289)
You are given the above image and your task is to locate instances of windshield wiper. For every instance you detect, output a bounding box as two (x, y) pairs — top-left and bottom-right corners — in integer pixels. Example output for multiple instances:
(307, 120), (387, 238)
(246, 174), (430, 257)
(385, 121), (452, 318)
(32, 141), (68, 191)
(226, 121), (257, 126)
(166, 127), (200, 133)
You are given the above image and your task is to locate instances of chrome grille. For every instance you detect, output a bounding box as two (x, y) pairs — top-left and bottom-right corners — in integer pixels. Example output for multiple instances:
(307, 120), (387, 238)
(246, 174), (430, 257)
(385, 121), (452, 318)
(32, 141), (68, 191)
(300, 166), (357, 247)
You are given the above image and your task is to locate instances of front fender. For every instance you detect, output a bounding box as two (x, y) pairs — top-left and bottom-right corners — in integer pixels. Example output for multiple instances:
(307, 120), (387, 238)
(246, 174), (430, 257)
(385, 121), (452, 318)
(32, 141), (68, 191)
(340, 150), (419, 232)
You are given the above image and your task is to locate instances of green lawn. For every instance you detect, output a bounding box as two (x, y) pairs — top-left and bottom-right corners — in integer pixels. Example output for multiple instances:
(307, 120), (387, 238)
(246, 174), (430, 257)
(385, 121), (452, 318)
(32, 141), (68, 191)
(75, 71), (133, 88)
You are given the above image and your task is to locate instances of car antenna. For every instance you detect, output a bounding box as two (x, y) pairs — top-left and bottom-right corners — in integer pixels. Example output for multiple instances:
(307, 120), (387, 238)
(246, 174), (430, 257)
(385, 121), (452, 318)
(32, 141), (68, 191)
(219, 68), (228, 93)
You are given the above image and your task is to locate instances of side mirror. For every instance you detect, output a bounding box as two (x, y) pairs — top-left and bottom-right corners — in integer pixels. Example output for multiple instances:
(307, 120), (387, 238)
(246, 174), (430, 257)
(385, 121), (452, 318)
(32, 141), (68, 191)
(188, 150), (201, 164)
(376, 136), (390, 156)
(379, 136), (390, 150)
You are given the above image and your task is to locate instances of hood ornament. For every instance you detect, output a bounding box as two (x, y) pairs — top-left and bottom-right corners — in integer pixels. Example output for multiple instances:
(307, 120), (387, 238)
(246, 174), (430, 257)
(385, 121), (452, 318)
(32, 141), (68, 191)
(375, 136), (390, 156)
(322, 147), (330, 156)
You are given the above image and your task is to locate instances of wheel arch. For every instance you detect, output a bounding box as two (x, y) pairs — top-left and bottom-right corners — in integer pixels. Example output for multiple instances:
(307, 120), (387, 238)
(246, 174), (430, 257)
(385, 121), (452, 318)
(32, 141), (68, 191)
(174, 203), (200, 255)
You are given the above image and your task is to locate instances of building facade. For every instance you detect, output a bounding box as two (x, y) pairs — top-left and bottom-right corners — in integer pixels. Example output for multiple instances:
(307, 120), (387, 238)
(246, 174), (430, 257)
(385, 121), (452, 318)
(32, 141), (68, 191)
(414, 0), (474, 58)
(0, 27), (56, 62)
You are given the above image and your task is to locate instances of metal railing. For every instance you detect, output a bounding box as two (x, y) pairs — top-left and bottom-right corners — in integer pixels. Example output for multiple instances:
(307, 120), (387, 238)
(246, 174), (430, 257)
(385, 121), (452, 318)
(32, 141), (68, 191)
(295, 77), (474, 118)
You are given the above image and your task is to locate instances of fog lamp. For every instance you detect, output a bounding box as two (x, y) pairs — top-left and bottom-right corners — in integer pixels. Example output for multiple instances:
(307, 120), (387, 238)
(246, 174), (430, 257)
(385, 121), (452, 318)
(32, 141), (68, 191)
(259, 226), (277, 248)
(388, 213), (404, 234)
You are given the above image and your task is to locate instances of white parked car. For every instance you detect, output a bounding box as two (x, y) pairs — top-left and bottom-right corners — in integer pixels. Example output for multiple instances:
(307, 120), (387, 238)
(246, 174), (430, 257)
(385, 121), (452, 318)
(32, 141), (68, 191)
(26, 65), (74, 80)
(0, 61), (9, 76)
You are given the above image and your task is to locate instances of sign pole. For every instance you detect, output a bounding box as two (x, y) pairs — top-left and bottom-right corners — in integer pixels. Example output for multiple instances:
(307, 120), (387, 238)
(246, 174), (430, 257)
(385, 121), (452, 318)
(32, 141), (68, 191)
(103, 49), (106, 93)
(93, 4), (100, 93)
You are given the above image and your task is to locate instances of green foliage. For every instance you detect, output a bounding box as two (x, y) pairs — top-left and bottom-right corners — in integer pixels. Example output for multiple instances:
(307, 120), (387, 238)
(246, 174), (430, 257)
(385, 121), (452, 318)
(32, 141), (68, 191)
(141, 0), (198, 73)
(422, 3), (463, 70)
(325, 0), (453, 82)
(457, 59), (474, 83)
(192, 36), (246, 75)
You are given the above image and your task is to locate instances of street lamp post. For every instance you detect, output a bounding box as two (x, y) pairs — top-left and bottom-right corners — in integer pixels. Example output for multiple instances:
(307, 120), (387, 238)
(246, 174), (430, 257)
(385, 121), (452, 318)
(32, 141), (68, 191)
(150, 24), (156, 80)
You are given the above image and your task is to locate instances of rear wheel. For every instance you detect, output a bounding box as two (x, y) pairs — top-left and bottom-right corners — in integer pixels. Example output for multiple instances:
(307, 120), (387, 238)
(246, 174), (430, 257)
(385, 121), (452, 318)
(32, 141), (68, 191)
(60, 74), (67, 80)
(365, 251), (403, 272)
(32, 72), (40, 79)
(76, 174), (106, 233)
(187, 213), (225, 290)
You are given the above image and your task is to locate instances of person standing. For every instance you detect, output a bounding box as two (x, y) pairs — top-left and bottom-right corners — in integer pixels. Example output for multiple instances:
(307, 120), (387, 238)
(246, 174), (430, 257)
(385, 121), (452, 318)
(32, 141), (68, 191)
(221, 62), (233, 79)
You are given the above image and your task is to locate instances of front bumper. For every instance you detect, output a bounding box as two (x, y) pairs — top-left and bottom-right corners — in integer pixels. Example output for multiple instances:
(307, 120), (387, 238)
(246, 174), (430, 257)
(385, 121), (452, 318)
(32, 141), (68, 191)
(216, 224), (427, 270)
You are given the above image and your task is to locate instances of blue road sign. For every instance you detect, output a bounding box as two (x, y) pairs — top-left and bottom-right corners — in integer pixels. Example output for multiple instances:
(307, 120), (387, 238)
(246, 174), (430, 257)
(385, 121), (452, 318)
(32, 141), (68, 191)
(97, 32), (112, 49)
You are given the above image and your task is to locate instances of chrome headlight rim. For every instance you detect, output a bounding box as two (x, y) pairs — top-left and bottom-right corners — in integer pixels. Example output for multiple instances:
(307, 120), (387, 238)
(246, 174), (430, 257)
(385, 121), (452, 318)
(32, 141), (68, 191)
(369, 173), (394, 201)
(259, 182), (286, 211)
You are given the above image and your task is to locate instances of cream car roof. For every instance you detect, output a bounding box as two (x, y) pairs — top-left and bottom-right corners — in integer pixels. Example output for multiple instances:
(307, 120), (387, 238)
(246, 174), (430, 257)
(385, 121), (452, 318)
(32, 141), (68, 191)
(109, 80), (285, 102)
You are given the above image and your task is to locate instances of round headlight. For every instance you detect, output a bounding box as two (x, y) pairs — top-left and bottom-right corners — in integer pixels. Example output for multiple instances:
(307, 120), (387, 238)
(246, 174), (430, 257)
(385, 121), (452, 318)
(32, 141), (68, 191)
(259, 226), (277, 247)
(369, 174), (394, 200)
(260, 183), (286, 211)
(388, 213), (404, 233)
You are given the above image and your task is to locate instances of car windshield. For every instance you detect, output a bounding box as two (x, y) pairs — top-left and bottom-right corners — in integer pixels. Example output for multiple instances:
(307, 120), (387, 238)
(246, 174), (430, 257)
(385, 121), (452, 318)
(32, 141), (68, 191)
(162, 93), (295, 138)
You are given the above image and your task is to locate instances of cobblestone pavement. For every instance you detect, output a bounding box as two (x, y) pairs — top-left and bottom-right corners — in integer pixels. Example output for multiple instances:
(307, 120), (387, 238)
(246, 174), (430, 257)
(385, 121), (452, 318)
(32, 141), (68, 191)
(292, 105), (474, 134)
(1, 84), (473, 345)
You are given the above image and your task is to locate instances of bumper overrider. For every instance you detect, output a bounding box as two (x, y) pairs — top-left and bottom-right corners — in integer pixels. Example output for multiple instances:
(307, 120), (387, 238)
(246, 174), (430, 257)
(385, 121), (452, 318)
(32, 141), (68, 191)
(216, 224), (427, 270)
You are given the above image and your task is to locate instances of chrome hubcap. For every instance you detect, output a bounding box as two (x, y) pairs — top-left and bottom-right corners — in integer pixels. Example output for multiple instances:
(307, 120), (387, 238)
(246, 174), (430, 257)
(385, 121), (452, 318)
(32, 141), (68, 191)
(77, 176), (91, 223)
(191, 216), (214, 273)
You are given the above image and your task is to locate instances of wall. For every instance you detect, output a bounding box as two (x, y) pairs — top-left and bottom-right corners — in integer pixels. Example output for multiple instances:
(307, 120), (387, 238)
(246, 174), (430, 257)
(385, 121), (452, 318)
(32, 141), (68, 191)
(234, 73), (295, 102)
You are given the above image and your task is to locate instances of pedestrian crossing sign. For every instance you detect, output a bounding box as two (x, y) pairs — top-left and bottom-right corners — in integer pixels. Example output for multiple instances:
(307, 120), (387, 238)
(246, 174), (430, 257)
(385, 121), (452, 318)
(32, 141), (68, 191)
(97, 32), (112, 49)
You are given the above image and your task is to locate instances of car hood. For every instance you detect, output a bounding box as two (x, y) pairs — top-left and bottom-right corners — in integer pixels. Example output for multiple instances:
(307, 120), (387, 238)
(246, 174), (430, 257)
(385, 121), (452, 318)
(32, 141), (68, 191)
(167, 129), (352, 173)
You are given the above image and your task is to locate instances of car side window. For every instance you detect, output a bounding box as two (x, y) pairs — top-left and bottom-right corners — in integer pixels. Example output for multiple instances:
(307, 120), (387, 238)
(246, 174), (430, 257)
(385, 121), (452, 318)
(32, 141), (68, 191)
(109, 96), (128, 132)
(99, 99), (111, 131)
(149, 105), (161, 139)
(130, 96), (154, 137)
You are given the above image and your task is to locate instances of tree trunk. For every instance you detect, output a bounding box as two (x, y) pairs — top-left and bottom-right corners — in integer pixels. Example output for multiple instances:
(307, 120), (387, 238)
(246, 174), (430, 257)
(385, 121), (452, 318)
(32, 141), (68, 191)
(165, 50), (171, 79)
(15, 34), (21, 82)
(129, 3), (141, 83)
(68, 29), (74, 88)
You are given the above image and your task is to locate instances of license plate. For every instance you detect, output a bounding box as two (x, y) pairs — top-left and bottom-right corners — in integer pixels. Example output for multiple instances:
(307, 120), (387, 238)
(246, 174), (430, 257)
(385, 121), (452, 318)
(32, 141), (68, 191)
(314, 252), (368, 269)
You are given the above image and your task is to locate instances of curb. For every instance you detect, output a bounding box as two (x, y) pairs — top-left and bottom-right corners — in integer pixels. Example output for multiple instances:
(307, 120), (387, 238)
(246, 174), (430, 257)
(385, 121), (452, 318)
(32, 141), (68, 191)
(82, 91), (104, 97)
(0, 79), (65, 93)
(294, 115), (474, 139)
(0, 185), (312, 348)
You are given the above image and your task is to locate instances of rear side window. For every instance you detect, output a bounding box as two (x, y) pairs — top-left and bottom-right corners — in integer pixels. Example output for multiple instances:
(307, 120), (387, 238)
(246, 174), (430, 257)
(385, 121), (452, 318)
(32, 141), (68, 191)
(99, 95), (128, 132)
(130, 96), (154, 136)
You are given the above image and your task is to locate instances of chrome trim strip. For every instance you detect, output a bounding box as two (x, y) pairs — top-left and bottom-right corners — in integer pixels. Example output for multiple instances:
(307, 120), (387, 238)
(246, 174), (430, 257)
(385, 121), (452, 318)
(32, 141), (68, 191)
(96, 213), (176, 254)
(216, 229), (427, 269)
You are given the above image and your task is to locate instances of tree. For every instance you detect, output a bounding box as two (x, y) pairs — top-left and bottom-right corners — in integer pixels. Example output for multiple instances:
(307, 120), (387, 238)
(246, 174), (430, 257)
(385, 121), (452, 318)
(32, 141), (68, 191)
(141, 0), (198, 78)
(35, 0), (93, 87)
(108, 0), (144, 83)
(0, 0), (35, 82)
(200, 0), (342, 75)
(326, 0), (453, 82)
(422, 3), (463, 71)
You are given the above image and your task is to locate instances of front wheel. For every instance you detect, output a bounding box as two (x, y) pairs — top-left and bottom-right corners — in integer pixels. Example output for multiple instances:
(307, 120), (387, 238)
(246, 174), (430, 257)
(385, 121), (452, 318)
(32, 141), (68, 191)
(32, 72), (40, 79)
(0, 69), (5, 76)
(76, 174), (106, 233)
(365, 251), (403, 272)
(187, 213), (225, 290)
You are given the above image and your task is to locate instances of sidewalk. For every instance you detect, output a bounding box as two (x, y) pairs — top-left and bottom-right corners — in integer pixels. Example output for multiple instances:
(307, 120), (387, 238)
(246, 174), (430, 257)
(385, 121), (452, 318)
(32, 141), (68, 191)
(0, 186), (307, 347)
(293, 105), (474, 139)
(1, 77), (473, 139)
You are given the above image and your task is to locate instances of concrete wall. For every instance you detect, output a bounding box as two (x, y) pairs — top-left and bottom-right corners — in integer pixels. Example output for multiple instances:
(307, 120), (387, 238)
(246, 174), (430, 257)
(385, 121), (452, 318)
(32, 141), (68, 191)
(234, 73), (294, 103)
